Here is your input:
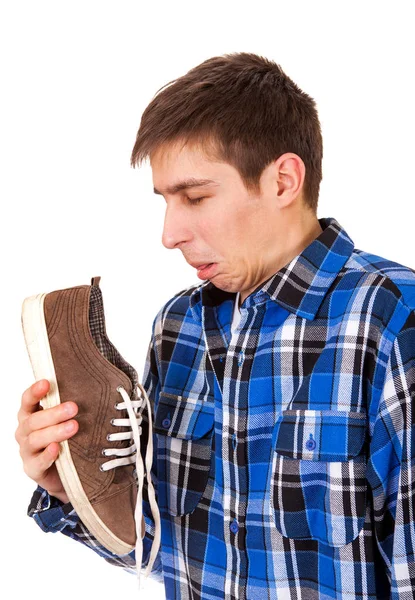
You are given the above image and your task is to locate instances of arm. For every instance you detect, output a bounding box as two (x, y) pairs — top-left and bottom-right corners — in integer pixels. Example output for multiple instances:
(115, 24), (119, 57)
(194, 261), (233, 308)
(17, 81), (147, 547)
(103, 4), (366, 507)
(27, 485), (139, 573)
(366, 309), (415, 598)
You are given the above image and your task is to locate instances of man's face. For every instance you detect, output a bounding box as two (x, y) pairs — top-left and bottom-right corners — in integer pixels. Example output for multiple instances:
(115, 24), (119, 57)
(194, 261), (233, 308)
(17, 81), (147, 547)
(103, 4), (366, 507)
(151, 141), (290, 298)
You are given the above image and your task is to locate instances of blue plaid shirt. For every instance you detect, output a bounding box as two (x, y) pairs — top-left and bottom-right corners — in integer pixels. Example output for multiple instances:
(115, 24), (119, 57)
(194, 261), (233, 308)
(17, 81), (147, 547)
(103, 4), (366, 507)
(28, 216), (415, 599)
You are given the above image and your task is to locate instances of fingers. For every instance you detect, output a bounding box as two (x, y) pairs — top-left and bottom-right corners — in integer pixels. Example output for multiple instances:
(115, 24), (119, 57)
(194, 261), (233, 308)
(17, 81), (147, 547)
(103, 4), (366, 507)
(20, 400), (78, 438)
(20, 419), (79, 483)
(19, 418), (79, 463)
(16, 379), (80, 491)
(24, 443), (61, 482)
(19, 379), (50, 421)
(16, 379), (79, 476)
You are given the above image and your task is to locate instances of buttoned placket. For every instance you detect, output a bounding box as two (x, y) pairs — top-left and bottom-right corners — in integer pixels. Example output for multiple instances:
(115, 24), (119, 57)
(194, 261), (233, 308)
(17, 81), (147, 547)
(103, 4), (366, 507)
(202, 291), (269, 599)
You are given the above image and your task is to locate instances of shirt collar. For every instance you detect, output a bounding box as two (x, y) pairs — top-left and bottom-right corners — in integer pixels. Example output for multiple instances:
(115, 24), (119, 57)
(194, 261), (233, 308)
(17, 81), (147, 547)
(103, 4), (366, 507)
(189, 216), (354, 322)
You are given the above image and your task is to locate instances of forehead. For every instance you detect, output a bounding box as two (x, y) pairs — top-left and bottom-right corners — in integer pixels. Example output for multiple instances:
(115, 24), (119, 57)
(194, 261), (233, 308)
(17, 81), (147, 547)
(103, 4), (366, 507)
(150, 140), (239, 193)
(150, 140), (215, 173)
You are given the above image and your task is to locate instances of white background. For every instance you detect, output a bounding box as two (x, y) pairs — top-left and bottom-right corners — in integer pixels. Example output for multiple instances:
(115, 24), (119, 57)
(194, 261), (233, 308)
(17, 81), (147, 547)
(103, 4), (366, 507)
(1, 1), (414, 598)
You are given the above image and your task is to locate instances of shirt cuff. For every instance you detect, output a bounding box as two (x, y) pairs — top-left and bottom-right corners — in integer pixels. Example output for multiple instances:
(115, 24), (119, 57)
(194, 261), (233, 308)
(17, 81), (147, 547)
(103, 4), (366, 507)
(27, 485), (79, 533)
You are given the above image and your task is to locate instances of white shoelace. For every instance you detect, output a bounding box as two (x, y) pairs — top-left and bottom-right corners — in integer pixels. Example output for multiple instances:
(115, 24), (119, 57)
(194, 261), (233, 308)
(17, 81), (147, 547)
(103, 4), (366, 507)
(100, 382), (161, 589)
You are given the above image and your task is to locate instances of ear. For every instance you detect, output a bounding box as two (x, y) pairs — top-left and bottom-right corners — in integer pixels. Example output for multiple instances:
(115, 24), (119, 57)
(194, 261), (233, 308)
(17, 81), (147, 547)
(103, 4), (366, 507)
(274, 152), (306, 206)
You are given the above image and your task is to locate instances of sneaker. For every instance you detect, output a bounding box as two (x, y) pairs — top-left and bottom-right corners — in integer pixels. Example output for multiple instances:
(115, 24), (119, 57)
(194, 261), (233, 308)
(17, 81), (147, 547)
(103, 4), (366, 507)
(21, 276), (160, 584)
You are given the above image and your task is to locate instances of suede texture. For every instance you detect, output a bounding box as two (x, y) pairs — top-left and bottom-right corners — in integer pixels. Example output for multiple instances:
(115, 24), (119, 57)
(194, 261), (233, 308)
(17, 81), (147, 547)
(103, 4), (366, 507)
(44, 283), (138, 546)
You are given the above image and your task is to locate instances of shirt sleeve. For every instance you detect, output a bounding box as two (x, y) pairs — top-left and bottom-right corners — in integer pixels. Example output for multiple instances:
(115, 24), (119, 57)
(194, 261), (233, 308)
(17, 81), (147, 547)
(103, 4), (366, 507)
(367, 309), (415, 598)
(26, 318), (163, 580)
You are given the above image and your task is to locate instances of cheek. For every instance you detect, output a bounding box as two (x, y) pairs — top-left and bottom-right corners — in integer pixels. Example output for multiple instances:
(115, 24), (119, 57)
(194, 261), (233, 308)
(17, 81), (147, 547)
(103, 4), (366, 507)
(197, 209), (230, 239)
(197, 200), (252, 252)
(230, 208), (258, 245)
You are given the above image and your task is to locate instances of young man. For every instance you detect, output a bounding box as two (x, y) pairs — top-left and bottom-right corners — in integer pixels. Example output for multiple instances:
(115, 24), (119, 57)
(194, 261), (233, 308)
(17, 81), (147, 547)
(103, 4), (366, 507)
(17, 53), (415, 599)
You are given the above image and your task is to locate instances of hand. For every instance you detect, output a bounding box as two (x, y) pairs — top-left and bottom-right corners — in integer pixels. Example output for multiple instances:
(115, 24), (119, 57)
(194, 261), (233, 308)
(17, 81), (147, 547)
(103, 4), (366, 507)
(15, 379), (79, 504)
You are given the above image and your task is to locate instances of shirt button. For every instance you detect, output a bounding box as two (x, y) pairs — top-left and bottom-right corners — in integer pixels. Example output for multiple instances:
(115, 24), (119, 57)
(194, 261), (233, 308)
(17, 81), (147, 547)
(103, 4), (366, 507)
(230, 519), (239, 534)
(162, 417), (171, 428)
(232, 433), (237, 450)
(305, 434), (316, 451)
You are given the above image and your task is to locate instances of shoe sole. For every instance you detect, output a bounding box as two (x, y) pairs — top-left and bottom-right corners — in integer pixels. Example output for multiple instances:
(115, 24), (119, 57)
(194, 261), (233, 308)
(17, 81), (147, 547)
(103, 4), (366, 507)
(21, 292), (134, 556)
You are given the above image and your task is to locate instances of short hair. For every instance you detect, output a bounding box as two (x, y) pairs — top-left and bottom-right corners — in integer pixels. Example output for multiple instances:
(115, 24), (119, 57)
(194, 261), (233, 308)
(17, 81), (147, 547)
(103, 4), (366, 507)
(131, 52), (323, 213)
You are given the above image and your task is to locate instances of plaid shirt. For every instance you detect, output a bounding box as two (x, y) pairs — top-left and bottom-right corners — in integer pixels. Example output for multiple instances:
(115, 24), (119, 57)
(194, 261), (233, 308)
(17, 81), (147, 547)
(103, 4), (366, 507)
(28, 216), (415, 599)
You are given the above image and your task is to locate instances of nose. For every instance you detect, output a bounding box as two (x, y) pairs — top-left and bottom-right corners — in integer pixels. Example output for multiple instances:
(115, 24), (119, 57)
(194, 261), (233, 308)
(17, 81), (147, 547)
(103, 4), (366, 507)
(161, 200), (192, 249)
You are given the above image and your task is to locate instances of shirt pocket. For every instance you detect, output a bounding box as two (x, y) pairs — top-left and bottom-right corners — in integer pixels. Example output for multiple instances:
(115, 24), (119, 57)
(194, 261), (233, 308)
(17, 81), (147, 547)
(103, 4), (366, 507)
(154, 390), (215, 517)
(270, 409), (368, 547)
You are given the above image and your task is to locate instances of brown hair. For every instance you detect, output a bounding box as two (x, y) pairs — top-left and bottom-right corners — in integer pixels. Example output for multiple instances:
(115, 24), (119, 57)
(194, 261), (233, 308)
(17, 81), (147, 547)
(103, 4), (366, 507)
(131, 52), (323, 213)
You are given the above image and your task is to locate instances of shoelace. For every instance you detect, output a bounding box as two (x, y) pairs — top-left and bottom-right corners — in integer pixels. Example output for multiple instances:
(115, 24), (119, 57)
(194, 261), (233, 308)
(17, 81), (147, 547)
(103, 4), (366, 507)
(100, 381), (161, 589)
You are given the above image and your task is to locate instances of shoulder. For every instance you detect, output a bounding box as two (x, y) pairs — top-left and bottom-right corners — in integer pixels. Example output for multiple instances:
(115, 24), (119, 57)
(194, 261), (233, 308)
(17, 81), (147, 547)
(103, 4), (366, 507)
(344, 248), (415, 314)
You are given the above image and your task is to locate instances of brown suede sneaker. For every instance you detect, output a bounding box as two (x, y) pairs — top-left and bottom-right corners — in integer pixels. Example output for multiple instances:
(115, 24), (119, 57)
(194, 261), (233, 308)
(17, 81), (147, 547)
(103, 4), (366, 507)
(21, 277), (160, 578)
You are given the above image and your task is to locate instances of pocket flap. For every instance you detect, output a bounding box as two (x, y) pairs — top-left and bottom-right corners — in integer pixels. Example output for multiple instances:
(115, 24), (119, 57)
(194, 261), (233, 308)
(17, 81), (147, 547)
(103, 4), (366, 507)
(273, 410), (366, 461)
(154, 391), (215, 440)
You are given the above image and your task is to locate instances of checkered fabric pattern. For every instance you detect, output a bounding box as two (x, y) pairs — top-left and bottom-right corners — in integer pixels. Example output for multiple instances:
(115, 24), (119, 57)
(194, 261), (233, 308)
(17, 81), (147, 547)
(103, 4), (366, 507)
(28, 217), (415, 599)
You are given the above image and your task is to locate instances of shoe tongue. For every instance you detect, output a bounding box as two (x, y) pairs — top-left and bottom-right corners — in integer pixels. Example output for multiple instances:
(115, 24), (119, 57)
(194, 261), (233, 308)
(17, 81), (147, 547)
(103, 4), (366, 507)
(91, 276), (101, 287)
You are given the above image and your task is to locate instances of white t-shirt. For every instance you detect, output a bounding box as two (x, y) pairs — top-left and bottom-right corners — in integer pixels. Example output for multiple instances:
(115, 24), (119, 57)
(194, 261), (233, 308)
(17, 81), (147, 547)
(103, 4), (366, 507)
(231, 292), (241, 334)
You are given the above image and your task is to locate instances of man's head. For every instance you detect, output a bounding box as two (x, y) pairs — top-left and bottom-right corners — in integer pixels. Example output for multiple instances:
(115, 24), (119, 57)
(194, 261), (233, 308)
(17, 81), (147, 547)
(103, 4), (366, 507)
(131, 53), (323, 302)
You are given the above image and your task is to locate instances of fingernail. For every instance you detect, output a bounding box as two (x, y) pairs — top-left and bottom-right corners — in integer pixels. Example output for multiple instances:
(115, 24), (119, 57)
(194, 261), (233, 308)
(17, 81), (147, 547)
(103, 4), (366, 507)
(63, 403), (75, 415)
(64, 421), (75, 432)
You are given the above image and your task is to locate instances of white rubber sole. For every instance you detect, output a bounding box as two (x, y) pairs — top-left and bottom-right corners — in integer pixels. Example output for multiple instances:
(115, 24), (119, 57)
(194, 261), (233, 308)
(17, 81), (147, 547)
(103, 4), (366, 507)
(21, 292), (134, 555)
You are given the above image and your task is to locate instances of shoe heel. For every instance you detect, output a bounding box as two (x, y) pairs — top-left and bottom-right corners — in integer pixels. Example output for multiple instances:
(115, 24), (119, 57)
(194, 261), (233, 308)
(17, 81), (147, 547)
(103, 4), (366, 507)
(21, 293), (60, 410)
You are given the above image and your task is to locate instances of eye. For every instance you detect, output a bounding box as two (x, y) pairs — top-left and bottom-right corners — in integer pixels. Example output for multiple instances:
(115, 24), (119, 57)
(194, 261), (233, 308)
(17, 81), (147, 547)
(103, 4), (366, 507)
(187, 196), (205, 205)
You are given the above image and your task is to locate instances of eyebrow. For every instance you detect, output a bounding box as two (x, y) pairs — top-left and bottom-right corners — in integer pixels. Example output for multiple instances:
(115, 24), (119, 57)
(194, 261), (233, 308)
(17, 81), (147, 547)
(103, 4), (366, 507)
(153, 178), (219, 196)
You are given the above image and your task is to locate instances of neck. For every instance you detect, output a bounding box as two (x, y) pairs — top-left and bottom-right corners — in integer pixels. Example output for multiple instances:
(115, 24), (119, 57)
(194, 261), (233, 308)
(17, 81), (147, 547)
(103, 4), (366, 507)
(239, 215), (323, 306)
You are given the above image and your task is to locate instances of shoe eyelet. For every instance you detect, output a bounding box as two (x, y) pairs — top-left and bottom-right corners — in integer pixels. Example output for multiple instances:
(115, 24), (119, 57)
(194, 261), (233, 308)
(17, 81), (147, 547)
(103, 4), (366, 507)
(116, 385), (123, 393)
(110, 418), (115, 426)
(99, 465), (105, 472)
(106, 434), (112, 441)
(101, 449), (107, 456)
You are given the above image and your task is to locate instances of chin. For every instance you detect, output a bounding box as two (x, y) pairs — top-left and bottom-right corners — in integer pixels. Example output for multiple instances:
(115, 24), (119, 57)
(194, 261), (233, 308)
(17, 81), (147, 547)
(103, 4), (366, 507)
(209, 275), (236, 293)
